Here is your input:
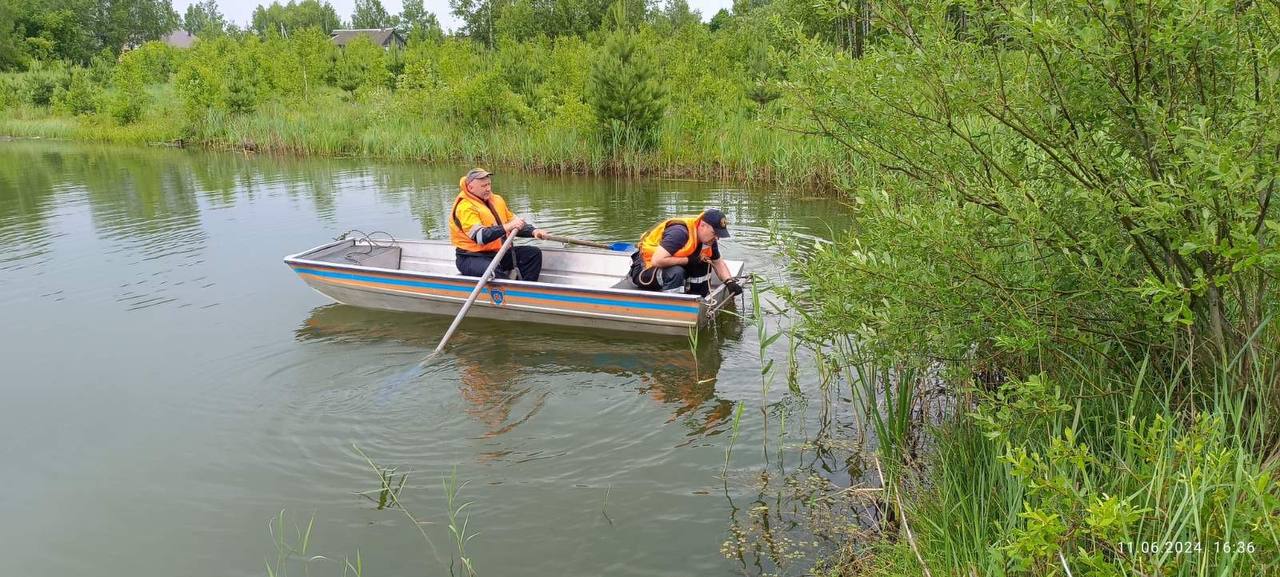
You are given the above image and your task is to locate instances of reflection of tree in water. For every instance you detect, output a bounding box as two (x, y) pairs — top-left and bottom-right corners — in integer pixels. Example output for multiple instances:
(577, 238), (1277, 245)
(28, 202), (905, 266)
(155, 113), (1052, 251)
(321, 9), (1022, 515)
(0, 145), (60, 266)
(0, 142), (214, 267)
(294, 304), (741, 435)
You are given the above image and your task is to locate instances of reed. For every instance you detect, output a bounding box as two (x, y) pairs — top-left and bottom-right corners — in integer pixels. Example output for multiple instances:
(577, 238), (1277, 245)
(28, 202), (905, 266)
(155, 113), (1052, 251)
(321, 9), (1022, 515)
(265, 510), (323, 577)
(1, 85), (845, 191)
(443, 466), (479, 577)
(860, 343), (1279, 577)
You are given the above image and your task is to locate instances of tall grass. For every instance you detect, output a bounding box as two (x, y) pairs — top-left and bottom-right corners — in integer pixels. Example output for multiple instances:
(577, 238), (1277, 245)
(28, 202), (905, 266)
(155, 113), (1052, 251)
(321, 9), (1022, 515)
(0, 85), (844, 190)
(859, 343), (1280, 577)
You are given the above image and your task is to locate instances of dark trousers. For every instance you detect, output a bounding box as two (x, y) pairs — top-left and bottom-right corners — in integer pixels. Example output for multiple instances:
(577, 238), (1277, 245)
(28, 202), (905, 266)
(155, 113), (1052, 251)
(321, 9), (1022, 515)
(629, 253), (710, 296)
(456, 246), (543, 281)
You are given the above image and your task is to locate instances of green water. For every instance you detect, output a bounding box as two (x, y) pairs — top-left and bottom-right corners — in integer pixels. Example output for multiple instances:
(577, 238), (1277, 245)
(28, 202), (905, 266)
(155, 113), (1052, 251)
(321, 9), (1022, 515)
(0, 140), (858, 577)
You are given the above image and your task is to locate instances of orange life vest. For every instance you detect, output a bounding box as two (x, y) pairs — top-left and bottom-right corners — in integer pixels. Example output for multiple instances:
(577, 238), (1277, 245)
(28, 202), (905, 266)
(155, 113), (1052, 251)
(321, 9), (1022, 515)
(449, 177), (516, 253)
(637, 215), (714, 267)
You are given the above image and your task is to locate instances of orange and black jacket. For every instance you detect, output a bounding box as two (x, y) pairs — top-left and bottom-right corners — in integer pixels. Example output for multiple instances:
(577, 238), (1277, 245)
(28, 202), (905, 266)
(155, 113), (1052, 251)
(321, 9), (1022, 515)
(637, 215), (716, 267)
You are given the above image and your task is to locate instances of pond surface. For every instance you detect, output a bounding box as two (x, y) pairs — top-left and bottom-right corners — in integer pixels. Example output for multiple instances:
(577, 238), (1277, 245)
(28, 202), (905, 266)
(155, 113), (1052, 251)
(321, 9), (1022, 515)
(0, 140), (859, 577)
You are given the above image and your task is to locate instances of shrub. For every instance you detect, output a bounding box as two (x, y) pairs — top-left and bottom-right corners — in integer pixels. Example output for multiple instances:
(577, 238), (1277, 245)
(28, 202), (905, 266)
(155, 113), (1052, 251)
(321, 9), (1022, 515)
(21, 66), (65, 106)
(52, 68), (101, 115)
(122, 42), (178, 84)
(109, 57), (148, 124)
(334, 36), (389, 94)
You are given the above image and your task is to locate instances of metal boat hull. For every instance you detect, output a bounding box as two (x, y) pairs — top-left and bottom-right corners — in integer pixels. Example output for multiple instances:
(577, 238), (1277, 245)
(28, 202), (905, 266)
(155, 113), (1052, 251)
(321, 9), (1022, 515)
(284, 238), (744, 336)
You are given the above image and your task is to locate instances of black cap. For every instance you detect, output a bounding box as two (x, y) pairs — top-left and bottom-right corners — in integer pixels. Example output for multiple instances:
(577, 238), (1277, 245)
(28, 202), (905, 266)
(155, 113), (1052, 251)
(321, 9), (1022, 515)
(702, 208), (731, 238)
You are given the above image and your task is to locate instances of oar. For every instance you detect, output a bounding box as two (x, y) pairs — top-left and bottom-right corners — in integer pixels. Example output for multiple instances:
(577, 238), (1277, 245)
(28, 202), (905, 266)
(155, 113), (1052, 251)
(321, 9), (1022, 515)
(432, 233), (517, 355)
(375, 234), (518, 399)
(543, 233), (635, 252)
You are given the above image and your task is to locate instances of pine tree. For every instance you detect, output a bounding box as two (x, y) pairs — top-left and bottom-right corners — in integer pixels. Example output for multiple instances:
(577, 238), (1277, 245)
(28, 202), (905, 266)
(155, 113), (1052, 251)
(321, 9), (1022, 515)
(586, 2), (665, 150)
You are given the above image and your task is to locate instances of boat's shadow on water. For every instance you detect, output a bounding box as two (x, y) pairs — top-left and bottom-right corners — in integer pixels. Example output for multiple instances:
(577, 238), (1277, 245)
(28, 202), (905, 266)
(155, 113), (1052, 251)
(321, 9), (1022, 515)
(295, 304), (746, 433)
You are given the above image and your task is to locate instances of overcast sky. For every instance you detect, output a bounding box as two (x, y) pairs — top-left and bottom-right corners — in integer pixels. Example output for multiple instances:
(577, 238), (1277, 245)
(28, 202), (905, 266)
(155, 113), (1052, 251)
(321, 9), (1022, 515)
(172, 0), (732, 31)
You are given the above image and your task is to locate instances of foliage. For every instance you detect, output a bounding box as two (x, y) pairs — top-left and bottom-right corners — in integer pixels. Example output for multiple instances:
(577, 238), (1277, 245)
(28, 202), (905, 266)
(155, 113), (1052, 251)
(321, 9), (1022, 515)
(104, 0), (179, 54)
(0, 0), (23, 71)
(789, 0), (1280, 372)
(449, 0), (648, 48)
(251, 0), (341, 36)
(121, 41), (178, 84)
(351, 0), (393, 29)
(3, 0), (177, 66)
(777, 0), (1280, 574)
(51, 67), (101, 115)
(108, 54), (148, 124)
(3, 2), (842, 186)
(333, 35), (389, 94)
(398, 0), (444, 43)
(8, 0), (99, 64)
(291, 27), (335, 98)
(17, 62), (66, 106)
(183, 0), (227, 36)
(587, 4), (666, 149)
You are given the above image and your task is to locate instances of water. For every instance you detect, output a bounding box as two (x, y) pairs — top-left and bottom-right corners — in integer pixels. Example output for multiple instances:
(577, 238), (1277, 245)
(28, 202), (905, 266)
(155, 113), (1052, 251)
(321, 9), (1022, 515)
(0, 140), (860, 577)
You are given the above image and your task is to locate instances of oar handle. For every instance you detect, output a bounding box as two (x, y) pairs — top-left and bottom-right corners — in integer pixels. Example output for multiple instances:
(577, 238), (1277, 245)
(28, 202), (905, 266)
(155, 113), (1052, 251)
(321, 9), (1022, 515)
(543, 234), (613, 250)
(433, 233), (517, 354)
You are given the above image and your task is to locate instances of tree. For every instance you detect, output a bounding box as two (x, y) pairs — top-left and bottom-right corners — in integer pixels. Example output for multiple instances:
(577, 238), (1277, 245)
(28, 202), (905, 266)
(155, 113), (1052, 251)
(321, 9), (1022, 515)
(707, 8), (730, 32)
(743, 38), (779, 113)
(97, 0), (180, 53)
(0, 1), (23, 70)
(587, 2), (665, 148)
(251, 0), (341, 36)
(183, 0), (226, 36)
(333, 35), (387, 93)
(449, 0), (505, 49)
(655, 0), (700, 32)
(9, 0), (98, 63)
(351, 0), (392, 29)
(108, 54), (148, 124)
(398, 0), (444, 43)
(292, 27), (334, 98)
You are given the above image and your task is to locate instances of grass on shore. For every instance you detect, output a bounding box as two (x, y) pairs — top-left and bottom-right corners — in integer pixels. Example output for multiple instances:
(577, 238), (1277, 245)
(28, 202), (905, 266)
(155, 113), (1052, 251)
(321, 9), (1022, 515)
(827, 344), (1280, 577)
(0, 85), (845, 190)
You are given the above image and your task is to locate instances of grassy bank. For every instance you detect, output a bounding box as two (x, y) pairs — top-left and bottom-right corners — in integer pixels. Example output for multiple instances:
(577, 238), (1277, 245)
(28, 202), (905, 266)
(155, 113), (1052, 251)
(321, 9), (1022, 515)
(0, 13), (849, 190)
(0, 87), (844, 189)
(828, 348), (1279, 576)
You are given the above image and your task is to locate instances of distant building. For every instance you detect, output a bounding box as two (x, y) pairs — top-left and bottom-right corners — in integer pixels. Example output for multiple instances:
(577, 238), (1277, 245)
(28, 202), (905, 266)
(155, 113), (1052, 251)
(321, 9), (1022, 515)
(330, 28), (406, 50)
(162, 30), (198, 49)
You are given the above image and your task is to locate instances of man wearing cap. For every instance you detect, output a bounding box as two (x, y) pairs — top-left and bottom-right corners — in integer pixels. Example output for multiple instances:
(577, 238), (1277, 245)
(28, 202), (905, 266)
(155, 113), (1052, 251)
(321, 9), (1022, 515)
(449, 168), (551, 281)
(629, 209), (743, 297)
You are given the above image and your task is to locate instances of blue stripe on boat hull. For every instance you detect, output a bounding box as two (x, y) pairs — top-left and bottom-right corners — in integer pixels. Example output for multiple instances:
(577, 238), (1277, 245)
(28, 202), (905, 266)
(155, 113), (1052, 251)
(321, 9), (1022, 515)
(290, 266), (700, 315)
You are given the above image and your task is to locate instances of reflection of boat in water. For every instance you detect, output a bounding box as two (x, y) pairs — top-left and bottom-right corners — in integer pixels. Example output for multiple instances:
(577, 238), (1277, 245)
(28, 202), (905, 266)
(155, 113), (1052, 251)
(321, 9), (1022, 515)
(284, 237), (745, 336)
(296, 304), (743, 435)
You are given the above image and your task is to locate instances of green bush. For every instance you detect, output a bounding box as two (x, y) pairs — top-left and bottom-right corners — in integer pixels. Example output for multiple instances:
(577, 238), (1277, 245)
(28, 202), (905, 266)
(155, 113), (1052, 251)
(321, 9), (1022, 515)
(108, 57), (148, 124)
(122, 42), (178, 84)
(21, 66), (66, 106)
(444, 68), (530, 126)
(52, 68), (101, 115)
(334, 36), (389, 94)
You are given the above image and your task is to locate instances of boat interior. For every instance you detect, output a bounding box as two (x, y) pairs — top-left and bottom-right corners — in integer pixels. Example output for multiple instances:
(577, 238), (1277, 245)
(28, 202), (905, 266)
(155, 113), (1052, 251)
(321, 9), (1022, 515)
(294, 237), (646, 289)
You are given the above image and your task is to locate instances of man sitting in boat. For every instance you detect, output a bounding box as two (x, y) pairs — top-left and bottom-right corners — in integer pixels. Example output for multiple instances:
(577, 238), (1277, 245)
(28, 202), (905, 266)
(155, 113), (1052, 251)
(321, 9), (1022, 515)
(629, 209), (743, 297)
(449, 168), (551, 281)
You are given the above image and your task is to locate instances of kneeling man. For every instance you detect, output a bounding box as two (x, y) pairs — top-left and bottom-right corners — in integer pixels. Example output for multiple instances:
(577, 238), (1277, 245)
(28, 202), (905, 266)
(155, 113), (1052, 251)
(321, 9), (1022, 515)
(629, 208), (742, 297)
